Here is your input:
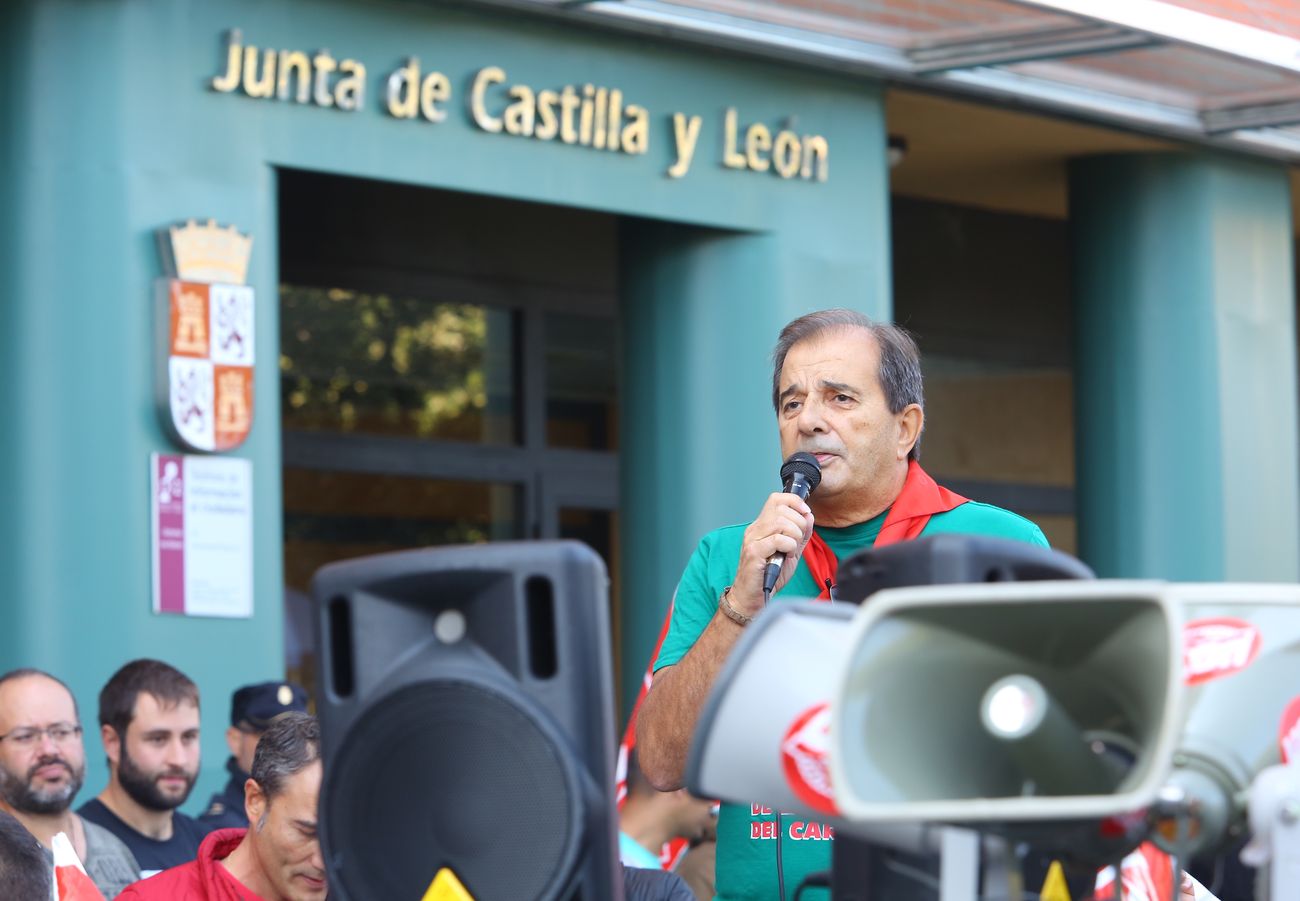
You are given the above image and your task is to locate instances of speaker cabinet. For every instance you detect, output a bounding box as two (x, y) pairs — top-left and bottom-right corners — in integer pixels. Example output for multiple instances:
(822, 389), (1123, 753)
(311, 541), (621, 901)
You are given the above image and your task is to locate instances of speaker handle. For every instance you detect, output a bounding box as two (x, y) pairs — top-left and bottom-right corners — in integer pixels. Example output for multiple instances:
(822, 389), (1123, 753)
(836, 534), (1095, 607)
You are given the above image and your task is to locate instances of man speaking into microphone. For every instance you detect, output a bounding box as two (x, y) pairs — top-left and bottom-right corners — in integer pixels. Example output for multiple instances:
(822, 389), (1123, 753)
(636, 309), (1049, 901)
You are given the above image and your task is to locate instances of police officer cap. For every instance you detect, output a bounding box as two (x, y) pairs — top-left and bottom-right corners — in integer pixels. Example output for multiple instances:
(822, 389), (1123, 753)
(231, 681), (308, 731)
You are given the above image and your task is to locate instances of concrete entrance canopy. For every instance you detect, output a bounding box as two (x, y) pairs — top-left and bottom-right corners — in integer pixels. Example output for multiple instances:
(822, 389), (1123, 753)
(503, 0), (1300, 161)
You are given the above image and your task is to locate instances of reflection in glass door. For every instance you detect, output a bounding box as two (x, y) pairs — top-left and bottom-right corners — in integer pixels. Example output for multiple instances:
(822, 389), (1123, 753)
(279, 291), (620, 709)
(280, 288), (518, 444)
(278, 171), (622, 714)
(281, 469), (523, 592)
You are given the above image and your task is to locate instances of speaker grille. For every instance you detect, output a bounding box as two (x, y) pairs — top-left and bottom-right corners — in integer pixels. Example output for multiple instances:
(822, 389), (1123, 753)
(324, 680), (581, 900)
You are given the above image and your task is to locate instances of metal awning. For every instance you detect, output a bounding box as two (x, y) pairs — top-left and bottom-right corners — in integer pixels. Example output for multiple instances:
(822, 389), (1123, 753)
(491, 0), (1300, 161)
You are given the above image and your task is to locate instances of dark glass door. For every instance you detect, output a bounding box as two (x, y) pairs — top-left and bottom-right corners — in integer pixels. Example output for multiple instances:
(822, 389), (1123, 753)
(276, 171), (621, 707)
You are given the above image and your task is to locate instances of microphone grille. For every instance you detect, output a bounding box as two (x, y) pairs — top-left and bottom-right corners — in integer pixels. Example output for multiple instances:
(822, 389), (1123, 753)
(780, 452), (822, 491)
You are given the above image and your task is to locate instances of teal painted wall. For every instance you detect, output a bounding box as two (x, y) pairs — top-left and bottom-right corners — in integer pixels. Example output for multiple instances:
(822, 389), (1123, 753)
(1070, 153), (1299, 581)
(0, 0), (889, 804)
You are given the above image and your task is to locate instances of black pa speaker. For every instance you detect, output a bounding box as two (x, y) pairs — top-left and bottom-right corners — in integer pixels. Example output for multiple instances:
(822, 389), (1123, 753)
(311, 541), (623, 901)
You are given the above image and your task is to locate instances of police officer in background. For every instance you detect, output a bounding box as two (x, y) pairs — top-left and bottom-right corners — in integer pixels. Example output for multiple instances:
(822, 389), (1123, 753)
(198, 682), (308, 829)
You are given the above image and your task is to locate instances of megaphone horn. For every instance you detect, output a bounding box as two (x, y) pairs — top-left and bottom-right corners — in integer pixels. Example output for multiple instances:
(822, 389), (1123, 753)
(830, 580), (1184, 827)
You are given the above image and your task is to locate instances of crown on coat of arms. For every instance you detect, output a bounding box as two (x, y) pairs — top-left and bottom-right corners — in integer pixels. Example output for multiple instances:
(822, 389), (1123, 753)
(161, 219), (254, 285)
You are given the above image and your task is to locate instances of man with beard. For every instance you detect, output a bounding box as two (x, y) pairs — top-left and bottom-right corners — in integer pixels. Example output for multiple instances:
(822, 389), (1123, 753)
(79, 659), (212, 876)
(0, 668), (140, 897)
(118, 711), (327, 901)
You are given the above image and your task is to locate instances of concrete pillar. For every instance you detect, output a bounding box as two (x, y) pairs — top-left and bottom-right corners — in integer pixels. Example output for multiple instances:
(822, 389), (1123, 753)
(1070, 153), (1298, 580)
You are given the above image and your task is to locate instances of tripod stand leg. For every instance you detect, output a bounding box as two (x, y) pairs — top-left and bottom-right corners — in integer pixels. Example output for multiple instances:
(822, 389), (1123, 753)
(939, 828), (979, 901)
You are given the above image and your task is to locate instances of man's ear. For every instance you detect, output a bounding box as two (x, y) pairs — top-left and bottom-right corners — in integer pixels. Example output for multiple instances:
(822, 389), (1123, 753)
(897, 403), (924, 459)
(101, 724), (121, 771)
(225, 726), (242, 758)
(244, 778), (266, 828)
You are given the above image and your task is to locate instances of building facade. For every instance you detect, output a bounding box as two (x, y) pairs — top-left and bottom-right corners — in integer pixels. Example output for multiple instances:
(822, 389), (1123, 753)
(1, 0), (1296, 809)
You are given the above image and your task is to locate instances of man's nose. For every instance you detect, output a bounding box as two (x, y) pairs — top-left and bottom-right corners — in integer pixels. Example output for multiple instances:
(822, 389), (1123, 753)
(796, 397), (827, 432)
(164, 738), (189, 766)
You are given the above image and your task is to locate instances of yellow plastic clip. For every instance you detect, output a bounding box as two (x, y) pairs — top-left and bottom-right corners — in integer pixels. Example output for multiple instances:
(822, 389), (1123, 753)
(1040, 860), (1072, 901)
(420, 867), (475, 901)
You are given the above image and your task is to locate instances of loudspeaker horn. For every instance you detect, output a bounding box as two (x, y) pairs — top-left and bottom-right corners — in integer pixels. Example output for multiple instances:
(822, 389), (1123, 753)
(687, 599), (856, 818)
(830, 580), (1183, 827)
(1148, 583), (1300, 861)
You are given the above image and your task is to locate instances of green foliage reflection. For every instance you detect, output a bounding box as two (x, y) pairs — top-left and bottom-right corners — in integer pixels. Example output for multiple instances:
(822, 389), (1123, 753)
(279, 286), (513, 441)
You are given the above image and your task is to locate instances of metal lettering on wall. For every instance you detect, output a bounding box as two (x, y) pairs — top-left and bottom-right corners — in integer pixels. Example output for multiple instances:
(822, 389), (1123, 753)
(155, 220), (256, 453)
(209, 29), (829, 183)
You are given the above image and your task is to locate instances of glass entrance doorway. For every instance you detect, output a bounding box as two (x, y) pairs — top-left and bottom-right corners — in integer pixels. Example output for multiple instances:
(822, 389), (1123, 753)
(277, 171), (622, 709)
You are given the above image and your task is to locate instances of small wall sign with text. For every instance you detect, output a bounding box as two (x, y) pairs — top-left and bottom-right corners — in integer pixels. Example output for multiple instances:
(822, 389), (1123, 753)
(151, 453), (253, 618)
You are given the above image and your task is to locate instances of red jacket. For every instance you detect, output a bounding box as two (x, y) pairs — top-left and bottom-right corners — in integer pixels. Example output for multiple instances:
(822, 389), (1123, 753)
(115, 828), (266, 900)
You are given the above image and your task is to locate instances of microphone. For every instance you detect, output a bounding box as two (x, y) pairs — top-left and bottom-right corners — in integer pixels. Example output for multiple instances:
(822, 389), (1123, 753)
(761, 452), (822, 597)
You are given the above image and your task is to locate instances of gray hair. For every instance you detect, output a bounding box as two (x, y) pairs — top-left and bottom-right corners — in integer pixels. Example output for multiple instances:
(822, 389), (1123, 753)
(771, 309), (925, 460)
(251, 711), (320, 805)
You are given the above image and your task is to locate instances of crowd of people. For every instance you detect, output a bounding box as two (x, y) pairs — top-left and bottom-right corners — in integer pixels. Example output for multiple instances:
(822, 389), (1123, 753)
(0, 658), (712, 901)
(0, 662), (322, 900)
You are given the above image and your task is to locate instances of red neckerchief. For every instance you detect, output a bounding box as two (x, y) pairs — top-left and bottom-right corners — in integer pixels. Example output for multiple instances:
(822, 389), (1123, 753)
(802, 460), (968, 599)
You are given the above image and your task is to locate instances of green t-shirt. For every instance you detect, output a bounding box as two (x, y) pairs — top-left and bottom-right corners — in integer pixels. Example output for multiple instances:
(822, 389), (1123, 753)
(655, 501), (1048, 901)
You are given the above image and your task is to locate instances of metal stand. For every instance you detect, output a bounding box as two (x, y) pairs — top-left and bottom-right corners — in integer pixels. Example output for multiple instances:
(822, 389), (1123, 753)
(1242, 763), (1300, 901)
(938, 828), (979, 901)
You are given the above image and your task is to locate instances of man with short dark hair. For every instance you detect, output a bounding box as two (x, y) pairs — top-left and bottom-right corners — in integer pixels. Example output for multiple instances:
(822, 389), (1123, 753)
(200, 682), (309, 829)
(637, 309), (1049, 900)
(78, 659), (211, 876)
(0, 667), (140, 896)
(118, 711), (326, 901)
(0, 808), (53, 900)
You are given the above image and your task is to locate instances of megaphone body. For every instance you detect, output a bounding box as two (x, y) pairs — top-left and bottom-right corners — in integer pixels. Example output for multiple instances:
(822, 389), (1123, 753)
(1149, 583), (1300, 863)
(830, 581), (1184, 837)
(686, 598), (977, 860)
(689, 577), (1300, 878)
(688, 580), (1185, 862)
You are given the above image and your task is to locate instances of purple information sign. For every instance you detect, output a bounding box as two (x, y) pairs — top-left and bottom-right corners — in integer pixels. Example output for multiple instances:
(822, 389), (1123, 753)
(154, 454), (187, 613)
(150, 453), (252, 618)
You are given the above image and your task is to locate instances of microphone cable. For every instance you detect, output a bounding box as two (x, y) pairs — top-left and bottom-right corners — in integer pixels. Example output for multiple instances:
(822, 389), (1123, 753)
(775, 811), (787, 901)
(765, 452), (822, 901)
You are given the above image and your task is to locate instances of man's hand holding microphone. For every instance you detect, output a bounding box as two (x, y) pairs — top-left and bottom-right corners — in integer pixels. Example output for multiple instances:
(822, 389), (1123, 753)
(727, 453), (822, 624)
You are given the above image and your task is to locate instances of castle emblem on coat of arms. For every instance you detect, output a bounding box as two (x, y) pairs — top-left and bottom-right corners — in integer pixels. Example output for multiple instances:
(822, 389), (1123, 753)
(156, 220), (255, 452)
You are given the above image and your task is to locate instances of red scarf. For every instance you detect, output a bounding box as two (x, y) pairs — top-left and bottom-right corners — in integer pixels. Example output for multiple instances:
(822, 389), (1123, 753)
(802, 460), (967, 599)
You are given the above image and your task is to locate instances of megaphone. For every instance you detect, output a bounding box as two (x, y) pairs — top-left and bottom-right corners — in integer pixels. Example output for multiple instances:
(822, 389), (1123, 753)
(829, 581), (1300, 896)
(831, 580), (1183, 829)
(688, 580), (1186, 865)
(1146, 584), (1300, 864)
(687, 600), (856, 820)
